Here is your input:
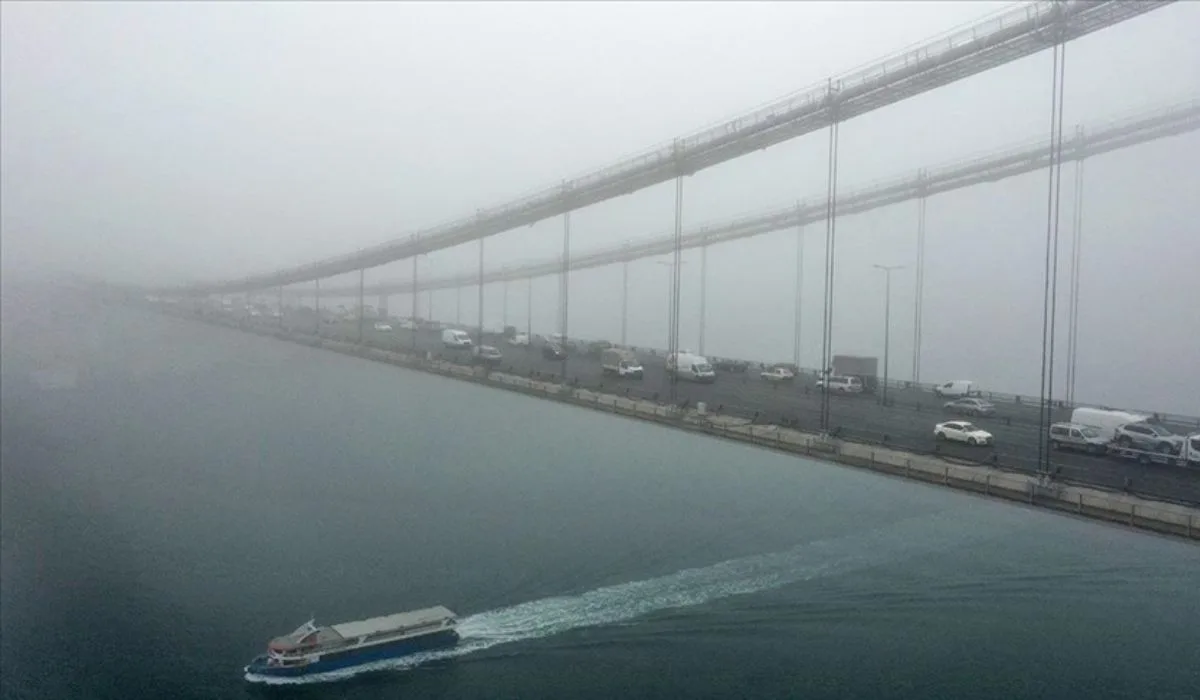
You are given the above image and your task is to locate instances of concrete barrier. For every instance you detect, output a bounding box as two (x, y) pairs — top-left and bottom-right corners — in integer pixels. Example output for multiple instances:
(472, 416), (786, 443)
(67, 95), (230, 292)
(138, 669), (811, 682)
(163, 311), (1200, 542)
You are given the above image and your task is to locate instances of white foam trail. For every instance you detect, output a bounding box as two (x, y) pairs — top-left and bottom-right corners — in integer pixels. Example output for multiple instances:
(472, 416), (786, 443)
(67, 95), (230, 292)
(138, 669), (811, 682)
(246, 509), (1007, 685)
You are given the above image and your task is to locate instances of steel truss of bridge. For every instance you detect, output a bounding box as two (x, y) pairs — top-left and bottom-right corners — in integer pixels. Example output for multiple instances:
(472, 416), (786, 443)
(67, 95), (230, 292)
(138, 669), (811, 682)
(159, 0), (1175, 296)
(297, 97), (1200, 298)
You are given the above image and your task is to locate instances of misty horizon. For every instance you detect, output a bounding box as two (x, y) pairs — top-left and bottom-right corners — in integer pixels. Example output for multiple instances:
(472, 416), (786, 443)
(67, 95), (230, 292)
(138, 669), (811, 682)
(3, 1), (1198, 414)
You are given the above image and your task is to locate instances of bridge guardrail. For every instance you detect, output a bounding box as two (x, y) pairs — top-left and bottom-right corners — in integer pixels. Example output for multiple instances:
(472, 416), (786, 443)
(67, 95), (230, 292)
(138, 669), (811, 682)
(275, 97), (1200, 299)
(614, 347), (1200, 431)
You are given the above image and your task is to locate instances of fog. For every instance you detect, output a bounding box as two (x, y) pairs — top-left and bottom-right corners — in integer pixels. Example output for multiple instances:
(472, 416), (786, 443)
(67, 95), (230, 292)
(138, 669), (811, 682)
(3, 1), (1198, 413)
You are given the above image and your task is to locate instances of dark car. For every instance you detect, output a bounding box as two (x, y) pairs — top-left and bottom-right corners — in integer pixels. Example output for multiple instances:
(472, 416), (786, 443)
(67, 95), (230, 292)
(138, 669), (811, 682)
(943, 397), (996, 416)
(542, 342), (567, 361)
(712, 358), (748, 373)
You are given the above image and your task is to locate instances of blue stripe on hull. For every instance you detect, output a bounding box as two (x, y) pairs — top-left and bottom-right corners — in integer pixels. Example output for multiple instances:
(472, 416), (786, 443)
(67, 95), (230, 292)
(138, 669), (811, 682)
(246, 629), (460, 679)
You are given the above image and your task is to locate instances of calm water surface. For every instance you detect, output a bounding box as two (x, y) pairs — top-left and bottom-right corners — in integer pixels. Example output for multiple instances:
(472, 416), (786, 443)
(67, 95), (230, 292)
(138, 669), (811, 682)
(2, 295), (1198, 700)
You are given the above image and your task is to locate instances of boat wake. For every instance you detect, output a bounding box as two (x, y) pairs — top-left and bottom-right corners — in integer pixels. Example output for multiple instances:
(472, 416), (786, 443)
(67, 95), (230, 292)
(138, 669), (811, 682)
(246, 509), (1005, 685)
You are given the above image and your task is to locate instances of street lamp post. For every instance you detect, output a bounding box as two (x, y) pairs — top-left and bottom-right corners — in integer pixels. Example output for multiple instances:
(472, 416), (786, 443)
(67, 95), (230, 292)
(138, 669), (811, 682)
(873, 264), (906, 406)
(472, 210), (487, 349)
(357, 268), (365, 344)
(699, 242), (708, 356)
(621, 261), (629, 347)
(410, 255), (426, 352)
(502, 277), (509, 330)
(314, 278), (321, 335)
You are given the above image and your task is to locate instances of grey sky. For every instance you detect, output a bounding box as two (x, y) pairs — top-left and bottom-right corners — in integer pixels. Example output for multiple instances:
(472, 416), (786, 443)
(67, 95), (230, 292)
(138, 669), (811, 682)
(2, 1), (1198, 412)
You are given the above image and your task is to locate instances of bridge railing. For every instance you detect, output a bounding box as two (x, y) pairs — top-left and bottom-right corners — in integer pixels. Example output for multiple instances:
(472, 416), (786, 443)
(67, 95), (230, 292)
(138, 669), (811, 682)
(481, 3), (1056, 218)
(462, 2), (1050, 228)
(167, 1), (1100, 294)
(602, 344), (1200, 431)
(322, 95), (1199, 297)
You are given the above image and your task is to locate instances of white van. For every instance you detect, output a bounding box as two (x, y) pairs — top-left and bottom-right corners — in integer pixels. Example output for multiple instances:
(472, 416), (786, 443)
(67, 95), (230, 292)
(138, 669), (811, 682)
(667, 352), (716, 383)
(933, 380), (975, 398)
(1070, 407), (1150, 441)
(441, 329), (472, 349)
(817, 375), (864, 394)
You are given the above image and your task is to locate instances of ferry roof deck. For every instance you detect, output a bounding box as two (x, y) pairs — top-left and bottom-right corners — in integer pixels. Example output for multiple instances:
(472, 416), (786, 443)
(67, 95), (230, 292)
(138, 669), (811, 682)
(330, 606), (456, 639)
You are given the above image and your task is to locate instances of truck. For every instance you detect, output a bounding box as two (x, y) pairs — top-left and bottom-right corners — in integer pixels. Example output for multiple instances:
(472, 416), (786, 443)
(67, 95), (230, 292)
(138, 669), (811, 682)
(1071, 408), (1200, 469)
(832, 355), (879, 394)
(1070, 407), (1150, 442)
(601, 348), (644, 379)
(1107, 431), (1200, 468)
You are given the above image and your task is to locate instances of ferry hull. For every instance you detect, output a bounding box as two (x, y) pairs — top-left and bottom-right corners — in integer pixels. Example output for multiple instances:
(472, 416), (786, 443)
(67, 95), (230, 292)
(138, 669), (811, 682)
(245, 629), (459, 680)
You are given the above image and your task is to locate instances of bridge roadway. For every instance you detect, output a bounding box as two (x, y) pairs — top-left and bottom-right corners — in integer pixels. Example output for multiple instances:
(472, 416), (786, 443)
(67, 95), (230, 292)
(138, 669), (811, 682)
(267, 313), (1200, 506)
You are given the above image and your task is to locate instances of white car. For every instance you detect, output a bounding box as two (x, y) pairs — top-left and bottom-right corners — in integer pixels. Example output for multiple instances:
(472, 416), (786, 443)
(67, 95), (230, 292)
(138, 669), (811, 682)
(373, 322), (393, 332)
(472, 344), (503, 364)
(761, 367), (795, 382)
(399, 320), (418, 331)
(934, 421), (994, 447)
(507, 332), (529, 347)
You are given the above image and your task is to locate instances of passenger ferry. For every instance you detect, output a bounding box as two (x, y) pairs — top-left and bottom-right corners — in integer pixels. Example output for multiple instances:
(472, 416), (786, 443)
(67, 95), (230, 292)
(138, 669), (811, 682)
(244, 605), (459, 679)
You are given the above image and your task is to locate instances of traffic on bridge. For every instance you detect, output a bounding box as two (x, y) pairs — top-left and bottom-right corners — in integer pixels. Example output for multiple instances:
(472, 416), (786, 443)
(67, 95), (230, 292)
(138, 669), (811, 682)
(128, 0), (1198, 508)
(154, 301), (1200, 509)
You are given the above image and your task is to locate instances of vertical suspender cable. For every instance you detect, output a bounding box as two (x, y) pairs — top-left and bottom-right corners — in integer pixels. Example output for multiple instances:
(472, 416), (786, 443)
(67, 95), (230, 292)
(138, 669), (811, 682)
(819, 83), (841, 434)
(1066, 127), (1086, 405)
(793, 211), (804, 371)
(1037, 43), (1060, 475)
(913, 173), (927, 384)
(1038, 31), (1069, 476)
(1047, 44), (1069, 423)
(561, 203), (571, 381)
(669, 170), (685, 406)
